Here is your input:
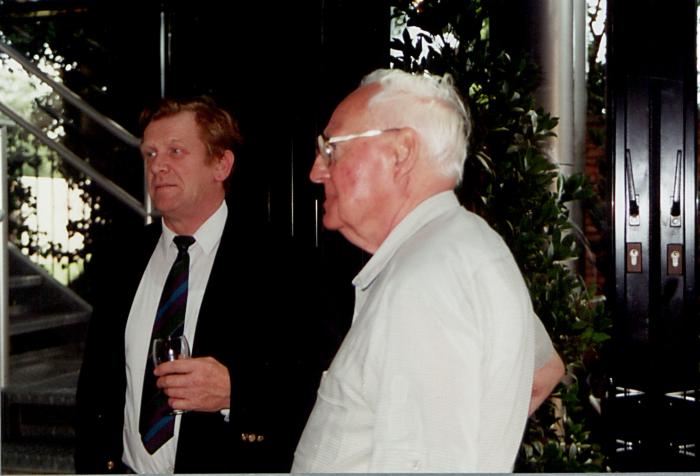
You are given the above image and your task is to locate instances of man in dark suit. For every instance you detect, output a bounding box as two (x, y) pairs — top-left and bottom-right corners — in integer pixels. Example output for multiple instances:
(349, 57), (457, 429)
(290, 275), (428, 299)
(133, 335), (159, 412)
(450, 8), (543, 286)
(75, 96), (315, 473)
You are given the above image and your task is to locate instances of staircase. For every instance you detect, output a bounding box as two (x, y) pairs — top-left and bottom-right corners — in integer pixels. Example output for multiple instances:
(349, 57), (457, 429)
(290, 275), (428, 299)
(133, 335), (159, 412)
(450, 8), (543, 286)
(0, 11), (148, 473)
(2, 245), (91, 474)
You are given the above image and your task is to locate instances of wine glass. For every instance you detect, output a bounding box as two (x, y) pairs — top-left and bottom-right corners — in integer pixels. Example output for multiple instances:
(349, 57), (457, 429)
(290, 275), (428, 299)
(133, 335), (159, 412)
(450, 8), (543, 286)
(152, 335), (190, 414)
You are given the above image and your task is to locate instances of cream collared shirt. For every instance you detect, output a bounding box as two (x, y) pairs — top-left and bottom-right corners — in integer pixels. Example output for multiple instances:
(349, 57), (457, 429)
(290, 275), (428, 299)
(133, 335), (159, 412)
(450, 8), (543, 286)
(292, 192), (536, 472)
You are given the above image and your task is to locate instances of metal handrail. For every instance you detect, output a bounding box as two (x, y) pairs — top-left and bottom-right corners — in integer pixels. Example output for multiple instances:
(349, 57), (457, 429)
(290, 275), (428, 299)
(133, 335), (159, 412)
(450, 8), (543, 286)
(0, 100), (149, 219)
(0, 43), (153, 388)
(0, 40), (141, 148)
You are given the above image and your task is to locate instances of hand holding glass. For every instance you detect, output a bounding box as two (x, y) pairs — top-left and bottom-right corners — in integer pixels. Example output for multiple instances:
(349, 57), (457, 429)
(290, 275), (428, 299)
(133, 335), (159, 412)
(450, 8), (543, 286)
(152, 335), (190, 414)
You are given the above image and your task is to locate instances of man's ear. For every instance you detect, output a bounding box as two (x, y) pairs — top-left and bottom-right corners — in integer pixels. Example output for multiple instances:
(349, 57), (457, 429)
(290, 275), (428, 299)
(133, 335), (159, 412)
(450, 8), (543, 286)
(214, 150), (235, 182)
(393, 127), (418, 180)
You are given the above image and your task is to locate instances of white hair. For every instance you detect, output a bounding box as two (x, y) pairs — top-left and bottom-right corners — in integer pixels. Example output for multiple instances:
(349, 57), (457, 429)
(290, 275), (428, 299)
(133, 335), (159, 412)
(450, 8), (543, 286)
(361, 68), (471, 183)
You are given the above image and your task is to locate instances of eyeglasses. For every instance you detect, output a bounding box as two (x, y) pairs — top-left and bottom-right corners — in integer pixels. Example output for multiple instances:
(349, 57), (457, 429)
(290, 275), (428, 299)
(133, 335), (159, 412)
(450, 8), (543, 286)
(316, 129), (397, 166)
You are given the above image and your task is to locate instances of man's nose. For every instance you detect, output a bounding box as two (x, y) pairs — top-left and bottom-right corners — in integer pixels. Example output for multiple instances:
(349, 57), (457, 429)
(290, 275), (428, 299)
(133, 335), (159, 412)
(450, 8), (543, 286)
(149, 153), (167, 173)
(309, 155), (330, 184)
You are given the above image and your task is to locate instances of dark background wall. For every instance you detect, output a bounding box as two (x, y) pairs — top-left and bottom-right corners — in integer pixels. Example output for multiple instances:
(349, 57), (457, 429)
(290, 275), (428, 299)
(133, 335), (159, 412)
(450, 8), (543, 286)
(113, 0), (390, 350)
(0, 0), (390, 353)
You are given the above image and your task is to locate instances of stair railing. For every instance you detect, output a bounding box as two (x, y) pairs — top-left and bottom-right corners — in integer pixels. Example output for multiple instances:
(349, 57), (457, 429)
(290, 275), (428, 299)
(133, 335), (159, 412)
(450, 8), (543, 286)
(0, 39), (154, 388)
(0, 102), (149, 219)
(0, 41), (141, 149)
(0, 39), (152, 218)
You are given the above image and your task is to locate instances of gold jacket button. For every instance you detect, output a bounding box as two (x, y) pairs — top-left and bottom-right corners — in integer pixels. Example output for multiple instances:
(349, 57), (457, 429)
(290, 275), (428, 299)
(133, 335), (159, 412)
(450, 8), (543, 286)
(241, 432), (265, 443)
(106, 460), (115, 471)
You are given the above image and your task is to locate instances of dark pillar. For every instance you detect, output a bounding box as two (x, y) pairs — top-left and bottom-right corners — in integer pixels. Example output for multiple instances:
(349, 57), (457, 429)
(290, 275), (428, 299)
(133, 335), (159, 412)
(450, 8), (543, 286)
(605, 0), (698, 470)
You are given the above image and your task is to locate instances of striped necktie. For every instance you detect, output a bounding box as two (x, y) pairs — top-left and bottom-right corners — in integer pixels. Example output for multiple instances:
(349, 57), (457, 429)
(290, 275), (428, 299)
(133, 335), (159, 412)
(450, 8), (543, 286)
(139, 235), (195, 454)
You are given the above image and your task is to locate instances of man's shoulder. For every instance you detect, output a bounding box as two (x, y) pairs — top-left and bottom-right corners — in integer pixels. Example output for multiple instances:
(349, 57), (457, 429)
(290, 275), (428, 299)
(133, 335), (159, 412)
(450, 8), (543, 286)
(397, 207), (506, 264)
(372, 209), (522, 305)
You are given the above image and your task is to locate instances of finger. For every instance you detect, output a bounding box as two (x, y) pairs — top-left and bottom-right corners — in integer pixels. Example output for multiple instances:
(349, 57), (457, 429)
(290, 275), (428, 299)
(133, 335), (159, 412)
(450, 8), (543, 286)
(168, 397), (189, 412)
(162, 386), (191, 399)
(161, 381), (214, 410)
(154, 358), (196, 376)
(157, 373), (193, 390)
(153, 360), (176, 376)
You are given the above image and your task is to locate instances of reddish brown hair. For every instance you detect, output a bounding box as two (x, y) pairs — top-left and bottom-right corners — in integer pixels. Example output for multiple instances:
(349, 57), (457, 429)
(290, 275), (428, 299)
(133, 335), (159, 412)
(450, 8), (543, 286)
(140, 96), (243, 193)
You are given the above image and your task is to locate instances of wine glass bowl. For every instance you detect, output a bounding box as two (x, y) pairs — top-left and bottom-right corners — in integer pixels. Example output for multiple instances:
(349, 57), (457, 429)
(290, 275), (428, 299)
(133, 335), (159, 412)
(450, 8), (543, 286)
(152, 335), (190, 415)
(152, 335), (190, 366)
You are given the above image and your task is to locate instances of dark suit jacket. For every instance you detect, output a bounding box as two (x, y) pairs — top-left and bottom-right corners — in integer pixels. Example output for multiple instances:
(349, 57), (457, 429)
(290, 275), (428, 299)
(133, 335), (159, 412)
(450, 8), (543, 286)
(75, 200), (320, 473)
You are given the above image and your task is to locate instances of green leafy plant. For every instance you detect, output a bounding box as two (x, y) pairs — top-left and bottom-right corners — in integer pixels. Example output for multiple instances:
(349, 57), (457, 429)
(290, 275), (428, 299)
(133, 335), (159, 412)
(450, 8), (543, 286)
(390, 0), (611, 470)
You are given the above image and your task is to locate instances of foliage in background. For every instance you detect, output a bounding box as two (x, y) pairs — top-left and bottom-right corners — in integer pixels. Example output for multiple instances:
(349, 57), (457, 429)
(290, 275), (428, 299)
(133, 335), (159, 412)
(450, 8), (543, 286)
(390, 0), (611, 471)
(584, 0), (610, 294)
(0, 17), (140, 286)
(587, 0), (607, 119)
(0, 32), (86, 273)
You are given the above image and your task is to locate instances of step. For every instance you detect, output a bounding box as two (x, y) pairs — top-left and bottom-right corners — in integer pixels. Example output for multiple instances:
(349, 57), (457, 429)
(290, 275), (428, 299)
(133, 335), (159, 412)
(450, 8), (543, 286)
(9, 274), (42, 290)
(7, 346), (81, 397)
(8, 302), (32, 317)
(1, 441), (75, 474)
(6, 407), (76, 440)
(2, 397), (76, 442)
(3, 347), (81, 442)
(5, 368), (79, 407)
(9, 310), (90, 336)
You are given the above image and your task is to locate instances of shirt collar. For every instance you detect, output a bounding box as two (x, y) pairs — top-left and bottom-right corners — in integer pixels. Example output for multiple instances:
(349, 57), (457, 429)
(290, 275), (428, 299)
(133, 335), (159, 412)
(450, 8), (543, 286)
(160, 200), (228, 256)
(353, 190), (459, 291)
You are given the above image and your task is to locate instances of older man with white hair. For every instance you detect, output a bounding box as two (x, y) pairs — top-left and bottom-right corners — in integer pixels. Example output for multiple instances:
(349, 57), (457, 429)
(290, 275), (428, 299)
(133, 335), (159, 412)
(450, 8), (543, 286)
(292, 68), (562, 473)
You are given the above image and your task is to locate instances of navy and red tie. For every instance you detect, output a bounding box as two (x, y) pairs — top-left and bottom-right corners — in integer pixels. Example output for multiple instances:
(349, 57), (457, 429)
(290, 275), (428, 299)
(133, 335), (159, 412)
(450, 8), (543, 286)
(139, 235), (195, 454)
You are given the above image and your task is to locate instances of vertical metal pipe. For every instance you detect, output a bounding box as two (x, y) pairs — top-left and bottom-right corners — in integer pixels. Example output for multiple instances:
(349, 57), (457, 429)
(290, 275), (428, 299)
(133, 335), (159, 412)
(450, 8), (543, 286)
(573, 0), (588, 176)
(534, 0), (585, 227)
(144, 177), (153, 226)
(490, 0), (586, 182)
(160, 5), (167, 99)
(151, 2), (167, 227)
(149, 2), (170, 226)
(0, 123), (10, 389)
(570, 0), (588, 230)
(556, 0), (574, 175)
(534, 0), (574, 175)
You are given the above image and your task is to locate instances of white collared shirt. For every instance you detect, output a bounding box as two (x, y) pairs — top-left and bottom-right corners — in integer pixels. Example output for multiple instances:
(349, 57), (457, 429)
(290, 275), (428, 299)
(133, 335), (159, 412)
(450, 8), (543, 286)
(292, 191), (536, 472)
(122, 201), (227, 474)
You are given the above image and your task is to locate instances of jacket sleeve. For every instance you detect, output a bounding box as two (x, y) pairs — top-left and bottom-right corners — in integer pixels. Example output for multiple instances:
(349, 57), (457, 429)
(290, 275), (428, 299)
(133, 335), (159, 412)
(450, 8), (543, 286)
(74, 233), (129, 474)
(74, 224), (156, 473)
